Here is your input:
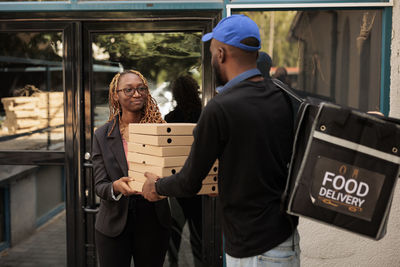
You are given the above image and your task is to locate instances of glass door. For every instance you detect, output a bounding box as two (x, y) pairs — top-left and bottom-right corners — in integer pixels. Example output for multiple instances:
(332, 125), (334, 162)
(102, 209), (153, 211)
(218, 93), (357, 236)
(81, 14), (222, 267)
(0, 21), (75, 266)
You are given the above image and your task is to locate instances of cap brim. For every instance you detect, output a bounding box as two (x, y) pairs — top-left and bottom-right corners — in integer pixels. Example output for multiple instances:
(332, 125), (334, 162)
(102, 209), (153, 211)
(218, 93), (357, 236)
(201, 32), (213, 42)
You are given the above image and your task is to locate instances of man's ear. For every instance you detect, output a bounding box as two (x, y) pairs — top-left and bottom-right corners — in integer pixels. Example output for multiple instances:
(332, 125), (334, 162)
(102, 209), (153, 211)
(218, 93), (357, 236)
(218, 47), (226, 64)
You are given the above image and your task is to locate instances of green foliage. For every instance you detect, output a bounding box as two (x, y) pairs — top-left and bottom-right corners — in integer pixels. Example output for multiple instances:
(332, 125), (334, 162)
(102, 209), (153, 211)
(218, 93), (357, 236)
(0, 32), (62, 62)
(93, 32), (202, 86)
(240, 11), (299, 68)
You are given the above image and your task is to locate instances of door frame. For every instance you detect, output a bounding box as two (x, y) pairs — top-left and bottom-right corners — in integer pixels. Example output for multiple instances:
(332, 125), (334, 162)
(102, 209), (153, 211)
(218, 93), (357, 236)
(81, 12), (221, 267)
(0, 10), (222, 266)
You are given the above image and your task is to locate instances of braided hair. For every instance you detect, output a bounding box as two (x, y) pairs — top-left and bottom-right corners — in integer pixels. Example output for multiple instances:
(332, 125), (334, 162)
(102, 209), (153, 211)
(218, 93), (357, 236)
(107, 70), (164, 136)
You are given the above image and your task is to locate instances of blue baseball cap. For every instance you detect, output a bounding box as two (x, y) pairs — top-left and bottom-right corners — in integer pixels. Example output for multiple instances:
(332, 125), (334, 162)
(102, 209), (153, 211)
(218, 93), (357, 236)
(202, 14), (261, 51)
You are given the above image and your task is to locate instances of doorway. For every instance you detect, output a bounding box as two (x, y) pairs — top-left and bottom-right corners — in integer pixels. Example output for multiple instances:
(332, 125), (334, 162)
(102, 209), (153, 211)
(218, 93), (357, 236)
(0, 11), (222, 267)
(80, 15), (222, 267)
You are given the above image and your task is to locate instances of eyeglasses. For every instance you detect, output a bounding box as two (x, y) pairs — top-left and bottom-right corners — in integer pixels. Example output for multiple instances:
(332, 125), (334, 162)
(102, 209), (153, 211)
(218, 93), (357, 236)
(116, 87), (148, 97)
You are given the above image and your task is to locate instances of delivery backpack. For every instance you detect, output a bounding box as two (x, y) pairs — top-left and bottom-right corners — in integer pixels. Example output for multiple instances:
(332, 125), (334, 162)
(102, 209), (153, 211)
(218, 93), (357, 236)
(272, 78), (400, 240)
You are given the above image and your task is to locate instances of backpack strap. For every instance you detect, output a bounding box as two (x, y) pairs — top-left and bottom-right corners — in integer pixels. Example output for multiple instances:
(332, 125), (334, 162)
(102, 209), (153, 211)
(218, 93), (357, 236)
(272, 78), (303, 104)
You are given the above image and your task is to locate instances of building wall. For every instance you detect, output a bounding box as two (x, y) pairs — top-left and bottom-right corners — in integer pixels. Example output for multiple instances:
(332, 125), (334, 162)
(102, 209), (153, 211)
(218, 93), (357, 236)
(9, 168), (36, 245)
(299, 1), (400, 266)
(391, 0), (400, 119)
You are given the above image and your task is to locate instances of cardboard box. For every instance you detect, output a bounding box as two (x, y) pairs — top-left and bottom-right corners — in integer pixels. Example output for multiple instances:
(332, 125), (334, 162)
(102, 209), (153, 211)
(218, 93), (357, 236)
(202, 174), (218, 184)
(129, 162), (182, 177)
(128, 170), (218, 185)
(197, 183), (218, 195)
(128, 170), (148, 183)
(127, 180), (144, 192)
(129, 133), (193, 146)
(128, 178), (217, 195)
(127, 152), (187, 167)
(209, 161), (219, 174)
(128, 142), (191, 157)
(129, 123), (196, 135)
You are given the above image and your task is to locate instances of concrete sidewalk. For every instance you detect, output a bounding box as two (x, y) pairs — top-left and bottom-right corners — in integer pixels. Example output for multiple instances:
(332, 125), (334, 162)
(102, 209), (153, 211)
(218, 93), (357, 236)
(0, 209), (196, 267)
(0, 211), (66, 267)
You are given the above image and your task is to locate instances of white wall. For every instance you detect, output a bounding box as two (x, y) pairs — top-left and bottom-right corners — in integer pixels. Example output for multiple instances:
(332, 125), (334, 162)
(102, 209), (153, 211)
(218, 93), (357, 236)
(299, 1), (400, 265)
(391, 1), (400, 119)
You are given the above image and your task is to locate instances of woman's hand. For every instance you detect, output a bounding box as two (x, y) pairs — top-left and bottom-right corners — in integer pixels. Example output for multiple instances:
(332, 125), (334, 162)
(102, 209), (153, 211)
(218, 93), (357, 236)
(113, 177), (139, 196)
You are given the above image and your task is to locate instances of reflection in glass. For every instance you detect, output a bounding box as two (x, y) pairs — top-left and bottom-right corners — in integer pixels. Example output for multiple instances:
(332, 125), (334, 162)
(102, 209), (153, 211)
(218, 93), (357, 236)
(239, 10), (382, 112)
(91, 32), (202, 129)
(91, 32), (202, 267)
(0, 32), (64, 151)
(0, 165), (66, 266)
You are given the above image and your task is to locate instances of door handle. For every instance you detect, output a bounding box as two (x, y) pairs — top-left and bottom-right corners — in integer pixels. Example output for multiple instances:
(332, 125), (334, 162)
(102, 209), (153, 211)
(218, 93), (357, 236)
(84, 162), (93, 168)
(84, 152), (93, 168)
(83, 204), (99, 214)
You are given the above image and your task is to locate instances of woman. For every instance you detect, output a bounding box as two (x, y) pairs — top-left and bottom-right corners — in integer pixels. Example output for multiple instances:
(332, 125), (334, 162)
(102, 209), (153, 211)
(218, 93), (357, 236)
(92, 70), (171, 267)
(165, 75), (202, 123)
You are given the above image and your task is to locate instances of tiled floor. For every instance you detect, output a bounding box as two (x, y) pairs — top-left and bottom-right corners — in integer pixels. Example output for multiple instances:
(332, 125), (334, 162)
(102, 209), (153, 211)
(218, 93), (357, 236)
(0, 211), (66, 267)
(0, 209), (197, 267)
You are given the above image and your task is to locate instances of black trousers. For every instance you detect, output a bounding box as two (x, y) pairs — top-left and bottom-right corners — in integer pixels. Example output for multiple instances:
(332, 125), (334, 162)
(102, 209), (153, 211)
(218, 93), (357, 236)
(168, 196), (203, 267)
(95, 198), (170, 267)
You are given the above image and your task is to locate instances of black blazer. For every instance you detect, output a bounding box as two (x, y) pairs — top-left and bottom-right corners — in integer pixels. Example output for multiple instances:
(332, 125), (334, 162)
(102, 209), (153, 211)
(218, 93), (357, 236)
(92, 117), (171, 237)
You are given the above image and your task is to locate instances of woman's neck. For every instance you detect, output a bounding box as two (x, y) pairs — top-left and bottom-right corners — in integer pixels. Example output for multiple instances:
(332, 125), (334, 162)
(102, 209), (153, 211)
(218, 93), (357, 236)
(119, 111), (141, 142)
(121, 111), (142, 124)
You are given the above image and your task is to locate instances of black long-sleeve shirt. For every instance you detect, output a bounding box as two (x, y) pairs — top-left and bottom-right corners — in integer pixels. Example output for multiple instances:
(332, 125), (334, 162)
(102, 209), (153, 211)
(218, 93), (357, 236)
(156, 78), (298, 258)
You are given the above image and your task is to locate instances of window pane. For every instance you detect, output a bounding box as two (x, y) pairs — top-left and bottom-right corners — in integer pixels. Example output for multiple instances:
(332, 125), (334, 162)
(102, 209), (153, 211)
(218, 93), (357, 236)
(0, 165), (66, 266)
(92, 32), (202, 128)
(0, 32), (64, 151)
(238, 10), (382, 112)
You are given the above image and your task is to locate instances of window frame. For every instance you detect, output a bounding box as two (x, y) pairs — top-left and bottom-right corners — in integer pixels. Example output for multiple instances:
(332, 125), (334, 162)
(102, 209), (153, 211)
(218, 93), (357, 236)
(226, 2), (393, 115)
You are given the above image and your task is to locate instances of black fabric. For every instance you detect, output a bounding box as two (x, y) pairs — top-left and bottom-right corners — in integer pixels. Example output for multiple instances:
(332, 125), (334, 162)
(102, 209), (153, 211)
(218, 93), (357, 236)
(165, 105), (201, 124)
(95, 199), (170, 267)
(285, 103), (400, 239)
(157, 78), (298, 258)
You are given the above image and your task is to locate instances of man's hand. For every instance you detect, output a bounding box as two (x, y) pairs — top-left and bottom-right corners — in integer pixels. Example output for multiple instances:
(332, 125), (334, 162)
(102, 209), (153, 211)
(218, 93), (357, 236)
(142, 172), (165, 202)
(113, 177), (139, 196)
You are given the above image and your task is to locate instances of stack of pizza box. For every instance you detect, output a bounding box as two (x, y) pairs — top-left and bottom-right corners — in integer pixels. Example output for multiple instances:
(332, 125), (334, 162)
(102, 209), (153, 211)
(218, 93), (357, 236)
(127, 123), (218, 195)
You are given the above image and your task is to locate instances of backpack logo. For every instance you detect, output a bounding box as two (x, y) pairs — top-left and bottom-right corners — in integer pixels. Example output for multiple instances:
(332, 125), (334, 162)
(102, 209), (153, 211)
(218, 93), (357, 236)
(311, 156), (385, 221)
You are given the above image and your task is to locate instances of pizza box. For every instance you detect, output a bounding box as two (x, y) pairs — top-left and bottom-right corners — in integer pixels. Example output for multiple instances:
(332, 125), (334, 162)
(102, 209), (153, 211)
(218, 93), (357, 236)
(129, 133), (193, 146)
(129, 123), (196, 135)
(127, 152), (187, 167)
(128, 142), (191, 157)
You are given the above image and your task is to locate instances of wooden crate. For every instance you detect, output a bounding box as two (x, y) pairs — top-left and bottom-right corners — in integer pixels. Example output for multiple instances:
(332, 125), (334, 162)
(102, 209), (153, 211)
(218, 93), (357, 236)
(36, 92), (64, 109)
(1, 94), (64, 134)
(1, 96), (38, 111)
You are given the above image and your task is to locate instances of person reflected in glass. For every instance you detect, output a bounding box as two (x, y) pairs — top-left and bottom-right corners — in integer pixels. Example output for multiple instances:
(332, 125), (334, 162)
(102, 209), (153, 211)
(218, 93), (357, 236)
(256, 51), (272, 79)
(164, 75), (203, 267)
(273, 66), (291, 88)
(92, 70), (171, 267)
